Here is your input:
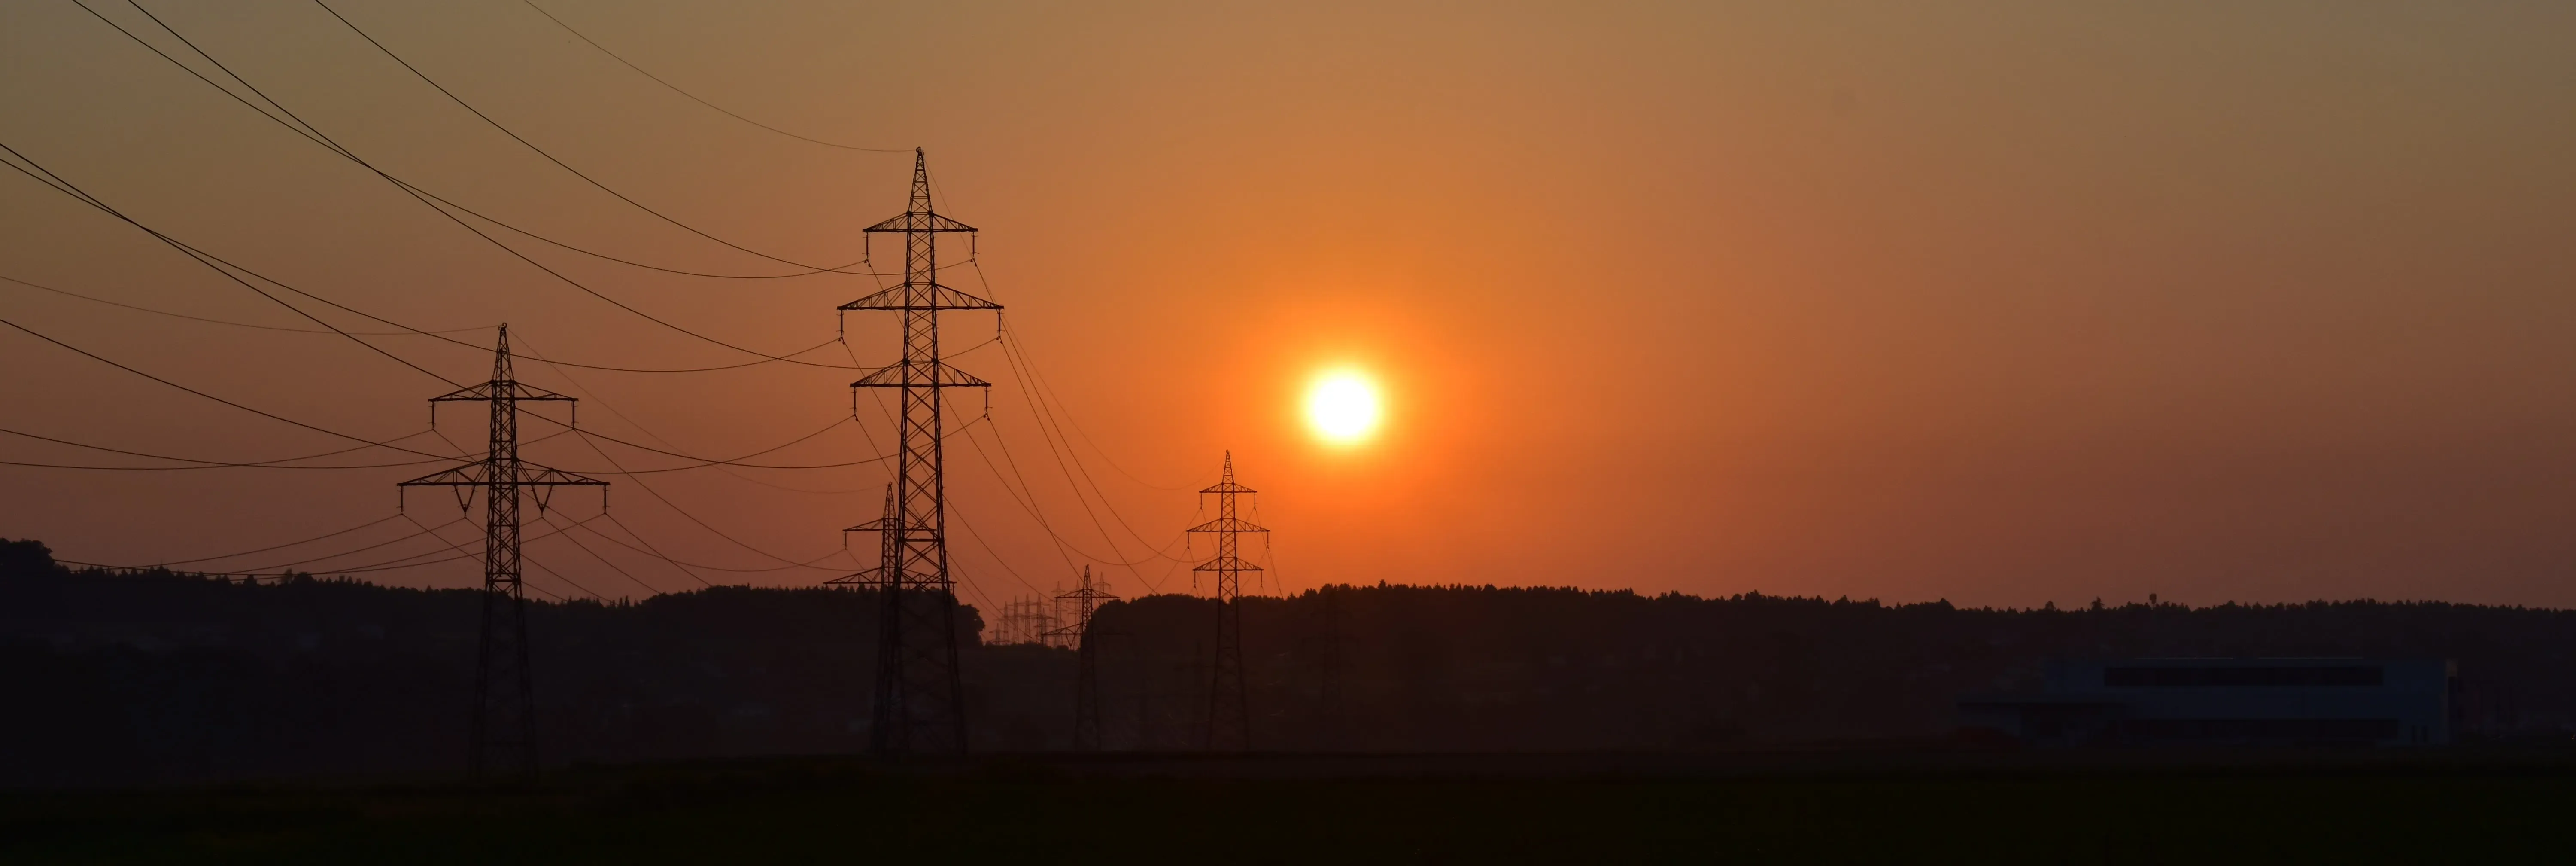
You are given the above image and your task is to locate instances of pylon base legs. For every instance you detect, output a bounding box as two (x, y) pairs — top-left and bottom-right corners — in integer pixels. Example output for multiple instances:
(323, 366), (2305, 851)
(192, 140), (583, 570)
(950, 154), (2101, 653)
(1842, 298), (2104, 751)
(871, 585), (968, 756)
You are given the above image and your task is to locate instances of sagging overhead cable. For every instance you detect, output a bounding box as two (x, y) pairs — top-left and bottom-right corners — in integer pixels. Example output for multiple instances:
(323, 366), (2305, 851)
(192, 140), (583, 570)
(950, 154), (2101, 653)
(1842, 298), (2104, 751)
(310, 0), (869, 274)
(516, 0), (911, 154)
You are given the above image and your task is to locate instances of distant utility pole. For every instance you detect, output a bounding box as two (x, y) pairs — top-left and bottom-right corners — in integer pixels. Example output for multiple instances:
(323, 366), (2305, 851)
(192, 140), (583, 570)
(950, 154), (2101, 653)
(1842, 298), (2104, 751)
(1188, 452), (1268, 751)
(1045, 566), (1119, 750)
(398, 324), (605, 778)
(994, 596), (1055, 646)
(836, 149), (999, 757)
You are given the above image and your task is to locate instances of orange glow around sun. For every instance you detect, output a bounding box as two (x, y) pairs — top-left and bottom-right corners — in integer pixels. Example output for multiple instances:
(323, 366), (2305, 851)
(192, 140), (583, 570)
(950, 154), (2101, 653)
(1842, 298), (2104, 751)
(1304, 369), (1383, 445)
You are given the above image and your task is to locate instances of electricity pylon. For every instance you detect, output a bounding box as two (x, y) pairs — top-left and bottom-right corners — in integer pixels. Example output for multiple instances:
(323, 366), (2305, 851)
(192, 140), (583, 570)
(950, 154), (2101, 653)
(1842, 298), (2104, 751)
(398, 324), (604, 778)
(992, 596), (1055, 645)
(1187, 452), (1267, 751)
(837, 149), (999, 756)
(1044, 565), (1119, 750)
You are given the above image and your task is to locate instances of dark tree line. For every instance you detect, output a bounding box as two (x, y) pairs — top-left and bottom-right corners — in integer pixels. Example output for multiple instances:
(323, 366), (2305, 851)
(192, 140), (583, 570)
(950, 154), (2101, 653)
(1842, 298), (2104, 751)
(4, 537), (2572, 784)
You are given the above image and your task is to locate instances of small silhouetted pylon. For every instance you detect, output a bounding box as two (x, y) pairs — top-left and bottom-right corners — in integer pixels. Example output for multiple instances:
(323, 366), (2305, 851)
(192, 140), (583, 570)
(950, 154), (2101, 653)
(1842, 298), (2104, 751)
(994, 596), (1058, 645)
(1045, 565), (1119, 750)
(1187, 452), (1267, 751)
(832, 149), (999, 757)
(398, 324), (605, 778)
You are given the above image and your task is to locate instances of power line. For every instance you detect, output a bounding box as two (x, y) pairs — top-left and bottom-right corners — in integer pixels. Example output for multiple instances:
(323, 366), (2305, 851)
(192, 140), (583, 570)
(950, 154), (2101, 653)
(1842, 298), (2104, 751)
(988, 302), (1190, 491)
(147, 514), (405, 566)
(959, 422), (1176, 569)
(402, 512), (605, 604)
(951, 424), (1087, 577)
(57, 3), (878, 371)
(505, 338), (855, 374)
(0, 271), (488, 336)
(0, 313), (470, 461)
(948, 496), (1055, 601)
(536, 510), (666, 596)
(0, 425), (452, 471)
(0, 140), (464, 386)
(854, 340), (1181, 594)
(566, 518), (841, 575)
(515, 0), (910, 153)
(310, 0), (866, 274)
(522, 553), (608, 602)
(991, 325), (1191, 564)
(945, 262), (1197, 596)
(513, 330), (884, 495)
(503, 335), (863, 583)
(549, 412), (890, 473)
(5, 121), (852, 376)
(403, 511), (532, 595)
(608, 509), (846, 581)
(56, 514), (599, 579)
(592, 512), (727, 587)
(562, 413), (853, 571)
(969, 264), (1193, 564)
(234, 517), (469, 574)
(76, 1), (915, 282)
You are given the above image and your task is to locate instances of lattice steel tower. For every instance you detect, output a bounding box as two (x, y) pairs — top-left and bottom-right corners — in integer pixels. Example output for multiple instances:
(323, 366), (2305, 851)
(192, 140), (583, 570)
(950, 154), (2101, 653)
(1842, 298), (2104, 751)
(398, 325), (605, 778)
(1044, 565), (1119, 750)
(835, 149), (999, 756)
(1188, 452), (1267, 750)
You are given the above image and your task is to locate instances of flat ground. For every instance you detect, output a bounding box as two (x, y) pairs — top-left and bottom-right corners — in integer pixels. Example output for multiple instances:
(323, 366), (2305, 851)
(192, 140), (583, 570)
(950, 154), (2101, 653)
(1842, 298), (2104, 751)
(8, 749), (2571, 864)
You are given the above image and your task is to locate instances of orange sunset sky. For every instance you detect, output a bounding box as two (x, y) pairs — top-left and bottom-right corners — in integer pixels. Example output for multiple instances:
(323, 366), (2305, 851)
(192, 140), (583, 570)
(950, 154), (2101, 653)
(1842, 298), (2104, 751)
(3, 1), (2573, 609)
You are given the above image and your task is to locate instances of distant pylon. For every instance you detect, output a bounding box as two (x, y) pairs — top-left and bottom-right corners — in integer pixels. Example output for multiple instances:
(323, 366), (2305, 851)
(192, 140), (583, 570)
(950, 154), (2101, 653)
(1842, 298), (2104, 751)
(398, 324), (605, 778)
(1187, 452), (1267, 751)
(834, 149), (999, 757)
(993, 595), (1056, 645)
(1044, 565), (1119, 750)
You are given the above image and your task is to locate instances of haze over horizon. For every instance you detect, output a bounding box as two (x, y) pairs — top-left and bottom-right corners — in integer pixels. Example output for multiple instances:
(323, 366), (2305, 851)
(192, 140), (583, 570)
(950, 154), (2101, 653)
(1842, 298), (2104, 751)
(3, 0), (2572, 610)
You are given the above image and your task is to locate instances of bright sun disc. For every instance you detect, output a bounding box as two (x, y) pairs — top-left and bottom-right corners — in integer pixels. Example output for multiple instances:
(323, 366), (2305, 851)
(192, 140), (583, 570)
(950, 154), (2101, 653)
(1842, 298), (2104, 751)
(1305, 371), (1382, 444)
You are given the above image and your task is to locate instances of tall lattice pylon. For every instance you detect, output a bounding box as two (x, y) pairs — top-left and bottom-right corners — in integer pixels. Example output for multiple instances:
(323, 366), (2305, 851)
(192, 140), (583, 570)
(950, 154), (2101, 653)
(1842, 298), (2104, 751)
(835, 149), (999, 756)
(1044, 565), (1119, 750)
(398, 324), (605, 778)
(1188, 452), (1267, 751)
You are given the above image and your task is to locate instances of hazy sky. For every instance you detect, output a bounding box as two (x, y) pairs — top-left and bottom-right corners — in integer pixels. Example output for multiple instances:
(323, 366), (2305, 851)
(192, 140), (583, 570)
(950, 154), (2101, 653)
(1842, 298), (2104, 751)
(3, 1), (2572, 609)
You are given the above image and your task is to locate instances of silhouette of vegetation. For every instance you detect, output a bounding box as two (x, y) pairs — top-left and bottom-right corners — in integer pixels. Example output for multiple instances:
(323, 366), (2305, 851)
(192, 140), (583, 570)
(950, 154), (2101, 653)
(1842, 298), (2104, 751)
(5, 538), (2573, 785)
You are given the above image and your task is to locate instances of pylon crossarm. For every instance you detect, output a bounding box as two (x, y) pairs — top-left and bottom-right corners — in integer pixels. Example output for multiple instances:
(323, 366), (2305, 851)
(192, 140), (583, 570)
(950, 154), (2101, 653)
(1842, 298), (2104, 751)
(397, 463), (605, 487)
(518, 465), (607, 486)
(826, 566), (899, 586)
(849, 360), (993, 389)
(827, 565), (947, 585)
(863, 212), (976, 233)
(427, 382), (577, 403)
(1186, 516), (1270, 534)
(837, 281), (1002, 312)
(398, 463), (489, 487)
(1193, 557), (1265, 573)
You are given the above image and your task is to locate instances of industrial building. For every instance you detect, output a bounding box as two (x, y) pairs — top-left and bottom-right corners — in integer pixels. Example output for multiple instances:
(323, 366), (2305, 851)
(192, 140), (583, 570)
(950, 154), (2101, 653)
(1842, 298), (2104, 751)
(1959, 658), (2454, 747)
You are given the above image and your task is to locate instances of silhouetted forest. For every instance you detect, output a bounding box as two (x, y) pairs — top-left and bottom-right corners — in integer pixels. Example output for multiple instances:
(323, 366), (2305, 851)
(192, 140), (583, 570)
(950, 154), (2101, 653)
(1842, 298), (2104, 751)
(5, 537), (2572, 785)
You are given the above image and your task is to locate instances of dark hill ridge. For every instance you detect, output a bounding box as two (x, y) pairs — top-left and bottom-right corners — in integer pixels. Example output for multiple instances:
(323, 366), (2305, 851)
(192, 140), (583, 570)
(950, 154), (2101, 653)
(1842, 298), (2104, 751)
(4, 537), (2572, 785)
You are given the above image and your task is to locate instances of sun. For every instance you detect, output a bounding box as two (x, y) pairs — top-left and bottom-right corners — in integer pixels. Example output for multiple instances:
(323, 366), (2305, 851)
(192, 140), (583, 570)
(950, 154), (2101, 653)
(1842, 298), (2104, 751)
(1304, 369), (1383, 445)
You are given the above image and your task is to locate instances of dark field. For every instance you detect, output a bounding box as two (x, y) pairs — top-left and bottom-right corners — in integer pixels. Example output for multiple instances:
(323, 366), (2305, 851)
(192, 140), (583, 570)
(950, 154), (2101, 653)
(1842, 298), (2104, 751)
(8, 750), (2571, 864)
